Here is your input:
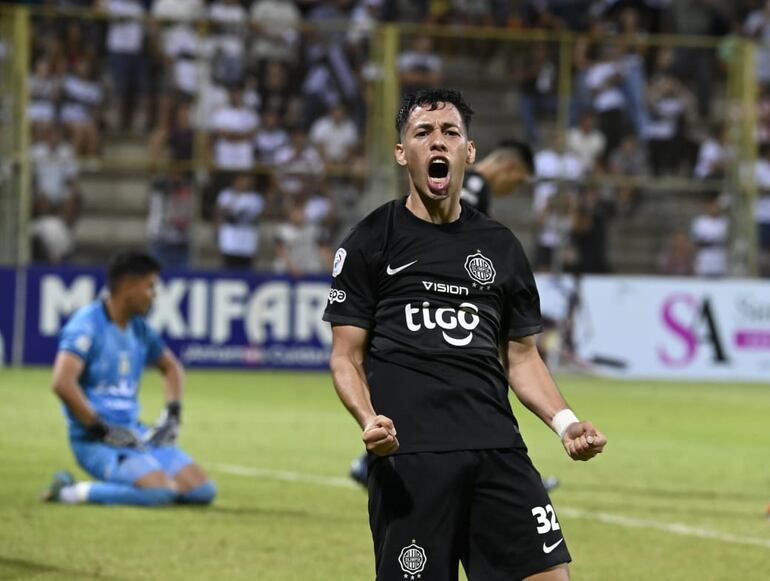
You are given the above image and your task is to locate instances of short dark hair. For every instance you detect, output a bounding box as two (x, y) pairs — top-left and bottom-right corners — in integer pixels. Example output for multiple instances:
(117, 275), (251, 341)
(497, 138), (535, 174)
(106, 251), (161, 291)
(395, 88), (474, 137)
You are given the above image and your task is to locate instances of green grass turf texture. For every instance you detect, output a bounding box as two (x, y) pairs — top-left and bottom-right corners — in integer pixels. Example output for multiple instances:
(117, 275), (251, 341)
(1, 367), (768, 580)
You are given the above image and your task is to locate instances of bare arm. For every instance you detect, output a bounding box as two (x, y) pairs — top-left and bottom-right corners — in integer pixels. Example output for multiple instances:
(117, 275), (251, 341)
(51, 351), (99, 427)
(154, 348), (184, 404)
(506, 335), (606, 461)
(51, 350), (144, 447)
(329, 324), (398, 455)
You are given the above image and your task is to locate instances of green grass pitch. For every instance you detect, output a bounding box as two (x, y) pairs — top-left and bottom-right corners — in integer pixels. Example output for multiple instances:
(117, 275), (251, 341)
(1, 367), (768, 580)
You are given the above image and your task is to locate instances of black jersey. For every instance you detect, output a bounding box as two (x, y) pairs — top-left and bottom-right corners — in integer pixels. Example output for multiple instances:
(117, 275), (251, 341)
(323, 198), (543, 454)
(460, 169), (491, 215)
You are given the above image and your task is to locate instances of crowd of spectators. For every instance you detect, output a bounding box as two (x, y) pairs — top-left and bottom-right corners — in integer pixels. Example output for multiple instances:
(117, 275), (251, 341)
(17, 0), (770, 276)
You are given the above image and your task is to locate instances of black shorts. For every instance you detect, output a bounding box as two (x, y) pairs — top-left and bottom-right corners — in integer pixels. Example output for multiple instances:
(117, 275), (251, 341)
(368, 448), (571, 581)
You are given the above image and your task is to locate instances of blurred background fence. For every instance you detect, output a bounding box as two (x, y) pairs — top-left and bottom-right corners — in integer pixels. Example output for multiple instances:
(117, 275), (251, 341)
(0, 2), (767, 277)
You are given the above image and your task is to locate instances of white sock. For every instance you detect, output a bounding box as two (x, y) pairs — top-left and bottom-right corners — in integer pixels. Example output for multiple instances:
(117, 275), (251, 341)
(59, 482), (92, 504)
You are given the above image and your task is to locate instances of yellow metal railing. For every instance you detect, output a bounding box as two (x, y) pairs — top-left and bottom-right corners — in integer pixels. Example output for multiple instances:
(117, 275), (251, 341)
(0, 6), (30, 265)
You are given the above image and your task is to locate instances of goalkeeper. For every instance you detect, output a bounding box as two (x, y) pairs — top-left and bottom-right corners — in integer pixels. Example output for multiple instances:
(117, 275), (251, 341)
(42, 251), (216, 507)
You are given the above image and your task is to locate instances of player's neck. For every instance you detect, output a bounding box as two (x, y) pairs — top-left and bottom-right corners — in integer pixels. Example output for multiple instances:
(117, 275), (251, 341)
(405, 190), (461, 224)
(104, 297), (131, 329)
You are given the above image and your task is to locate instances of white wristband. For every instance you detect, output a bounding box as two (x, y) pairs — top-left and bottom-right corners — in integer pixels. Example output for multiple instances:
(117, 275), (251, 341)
(551, 409), (579, 440)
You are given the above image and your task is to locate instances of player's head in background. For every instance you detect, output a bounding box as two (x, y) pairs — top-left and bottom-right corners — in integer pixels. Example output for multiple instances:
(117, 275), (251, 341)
(394, 88), (476, 205)
(475, 138), (535, 195)
(106, 250), (161, 317)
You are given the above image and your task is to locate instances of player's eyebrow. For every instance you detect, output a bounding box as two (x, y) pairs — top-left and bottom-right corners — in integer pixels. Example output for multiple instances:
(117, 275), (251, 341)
(412, 122), (463, 133)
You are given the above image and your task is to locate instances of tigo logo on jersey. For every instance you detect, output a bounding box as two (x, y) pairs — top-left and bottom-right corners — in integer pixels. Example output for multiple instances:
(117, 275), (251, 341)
(405, 301), (480, 346)
(464, 251), (496, 285)
(332, 248), (347, 277)
(328, 289), (347, 304)
(398, 540), (427, 577)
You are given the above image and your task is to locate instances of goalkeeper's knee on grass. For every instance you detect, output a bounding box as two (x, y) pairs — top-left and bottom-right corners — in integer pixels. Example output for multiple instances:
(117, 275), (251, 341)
(177, 481), (217, 505)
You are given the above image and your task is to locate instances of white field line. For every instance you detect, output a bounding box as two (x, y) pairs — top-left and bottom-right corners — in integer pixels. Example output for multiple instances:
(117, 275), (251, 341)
(209, 462), (770, 551)
(210, 462), (358, 489)
(558, 507), (770, 550)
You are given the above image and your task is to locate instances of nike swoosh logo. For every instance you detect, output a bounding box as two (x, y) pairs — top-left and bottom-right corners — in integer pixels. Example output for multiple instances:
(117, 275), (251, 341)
(386, 260), (418, 275)
(542, 538), (564, 554)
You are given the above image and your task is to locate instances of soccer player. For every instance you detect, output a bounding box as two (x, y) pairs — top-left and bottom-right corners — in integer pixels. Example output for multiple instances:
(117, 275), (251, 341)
(324, 89), (606, 580)
(348, 136), (557, 490)
(42, 251), (216, 507)
(460, 137), (535, 216)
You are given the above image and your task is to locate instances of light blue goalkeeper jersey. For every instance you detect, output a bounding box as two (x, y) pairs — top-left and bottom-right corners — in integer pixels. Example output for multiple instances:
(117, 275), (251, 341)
(58, 301), (165, 440)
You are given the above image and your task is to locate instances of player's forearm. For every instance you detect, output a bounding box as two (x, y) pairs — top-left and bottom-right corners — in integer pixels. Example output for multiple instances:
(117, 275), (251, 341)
(52, 382), (99, 427)
(329, 354), (376, 429)
(507, 347), (570, 427)
(162, 359), (184, 404)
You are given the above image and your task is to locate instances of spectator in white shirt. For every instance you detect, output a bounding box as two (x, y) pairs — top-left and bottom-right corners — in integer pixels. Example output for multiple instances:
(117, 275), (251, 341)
(210, 85), (260, 170)
(59, 58), (103, 157)
(30, 126), (81, 264)
(645, 48), (699, 176)
(348, 0), (383, 52)
(147, 171), (195, 269)
(584, 43), (627, 160)
(249, 0), (302, 67)
(208, 0), (247, 86)
(533, 134), (585, 270)
(694, 123), (729, 180)
(743, 1), (770, 87)
(254, 109), (290, 165)
(274, 201), (332, 277)
(153, 0), (204, 21)
(160, 21), (201, 98)
(215, 173), (265, 269)
(29, 57), (60, 136)
(398, 35), (443, 92)
(274, 127), (325, 198)
(98, 0), (146, 132)
(690, 194), (729, 278)
(566, 111), (606, 173)
(309, 103), (359, 165)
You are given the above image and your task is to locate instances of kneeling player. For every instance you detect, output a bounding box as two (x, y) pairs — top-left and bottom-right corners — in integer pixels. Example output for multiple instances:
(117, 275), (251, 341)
(42, 251), (216, 507)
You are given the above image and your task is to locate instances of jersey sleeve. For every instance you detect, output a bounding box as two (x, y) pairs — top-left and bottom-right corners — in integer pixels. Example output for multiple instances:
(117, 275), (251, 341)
(58, 317), (96, 362)
(322, 225), (378, 330)
(506, 237), (544, 338)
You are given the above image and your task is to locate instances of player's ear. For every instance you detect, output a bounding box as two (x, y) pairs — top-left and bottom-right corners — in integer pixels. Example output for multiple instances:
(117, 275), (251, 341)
(394, 142), (407, 166)
(466, 140), (477, 165)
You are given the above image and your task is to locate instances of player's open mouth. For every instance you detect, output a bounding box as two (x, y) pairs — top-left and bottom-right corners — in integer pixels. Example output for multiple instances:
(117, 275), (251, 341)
(427, 157), (450, 193)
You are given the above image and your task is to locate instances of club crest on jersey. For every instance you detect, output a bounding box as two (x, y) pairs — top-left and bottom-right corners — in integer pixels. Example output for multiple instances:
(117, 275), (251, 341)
(332, 248), (347, 277)
(398, 540), (427, 576)
(118, 351), (130, 375)
(464, 251), (496, 285)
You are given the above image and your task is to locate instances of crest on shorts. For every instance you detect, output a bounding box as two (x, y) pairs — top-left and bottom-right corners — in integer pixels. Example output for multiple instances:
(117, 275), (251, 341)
(464, 250), (496, 285)
(398, 540), (427, 577)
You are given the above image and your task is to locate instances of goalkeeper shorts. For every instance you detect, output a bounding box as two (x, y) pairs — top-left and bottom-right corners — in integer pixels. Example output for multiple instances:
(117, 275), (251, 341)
(70, 438), (194, 485)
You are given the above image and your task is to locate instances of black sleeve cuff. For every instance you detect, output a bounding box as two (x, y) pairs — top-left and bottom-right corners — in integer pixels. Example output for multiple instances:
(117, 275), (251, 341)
(322, 312), (374, 330)
(508, 324), (544, 339)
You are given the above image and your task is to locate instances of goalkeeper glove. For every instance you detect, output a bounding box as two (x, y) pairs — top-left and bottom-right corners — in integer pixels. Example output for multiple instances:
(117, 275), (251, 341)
(144, 401), (181, 447)
(88, 418), (144, 449)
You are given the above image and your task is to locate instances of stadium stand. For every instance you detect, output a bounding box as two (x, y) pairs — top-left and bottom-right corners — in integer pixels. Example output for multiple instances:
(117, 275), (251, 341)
(5, 0), (768, 277)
